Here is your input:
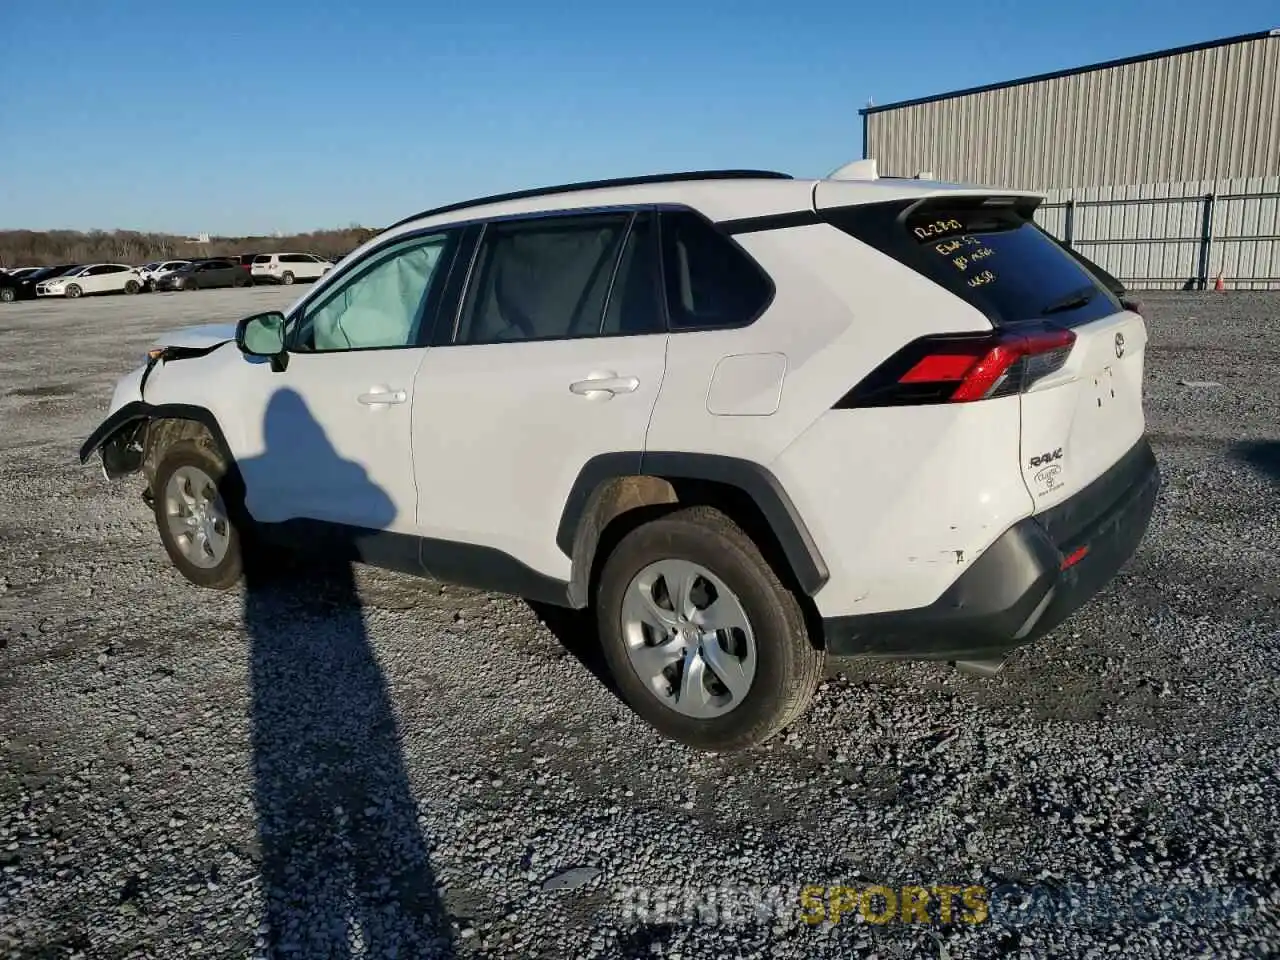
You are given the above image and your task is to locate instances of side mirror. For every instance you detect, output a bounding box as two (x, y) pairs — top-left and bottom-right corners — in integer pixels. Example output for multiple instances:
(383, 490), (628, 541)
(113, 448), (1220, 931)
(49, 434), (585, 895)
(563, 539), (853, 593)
(236, 311), (288, 371)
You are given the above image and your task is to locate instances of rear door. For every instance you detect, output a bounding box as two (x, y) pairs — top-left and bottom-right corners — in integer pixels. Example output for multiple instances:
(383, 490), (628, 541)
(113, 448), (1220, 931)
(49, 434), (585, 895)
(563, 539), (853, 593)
(410, 210), (668, 586)
(823, 193), (1148, 511)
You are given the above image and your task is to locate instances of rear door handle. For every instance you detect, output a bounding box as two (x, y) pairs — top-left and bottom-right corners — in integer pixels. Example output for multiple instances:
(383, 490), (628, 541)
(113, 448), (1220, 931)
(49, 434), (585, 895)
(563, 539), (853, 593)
(357, 387), (407, 406)
(569, 375), (640, 397)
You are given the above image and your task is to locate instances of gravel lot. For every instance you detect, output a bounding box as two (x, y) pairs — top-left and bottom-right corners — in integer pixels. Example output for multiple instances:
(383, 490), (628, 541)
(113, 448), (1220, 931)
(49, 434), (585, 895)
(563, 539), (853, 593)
(2, 288), (1278, 960)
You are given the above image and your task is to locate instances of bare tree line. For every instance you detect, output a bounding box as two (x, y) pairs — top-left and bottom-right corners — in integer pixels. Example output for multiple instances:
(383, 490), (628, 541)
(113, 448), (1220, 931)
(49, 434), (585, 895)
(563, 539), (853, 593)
(0, 226), (382, 269)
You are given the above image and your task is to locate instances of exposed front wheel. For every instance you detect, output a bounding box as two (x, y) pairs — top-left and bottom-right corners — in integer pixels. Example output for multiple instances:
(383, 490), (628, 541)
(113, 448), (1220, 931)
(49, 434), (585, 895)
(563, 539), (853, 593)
(65, 284), (82, 299)
(595, 506), (824, 752)
(152, 440), (244, 589)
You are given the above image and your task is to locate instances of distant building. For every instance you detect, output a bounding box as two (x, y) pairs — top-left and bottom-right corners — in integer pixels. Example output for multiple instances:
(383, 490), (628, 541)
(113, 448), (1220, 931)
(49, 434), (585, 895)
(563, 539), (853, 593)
(860, 30), (1280, 288)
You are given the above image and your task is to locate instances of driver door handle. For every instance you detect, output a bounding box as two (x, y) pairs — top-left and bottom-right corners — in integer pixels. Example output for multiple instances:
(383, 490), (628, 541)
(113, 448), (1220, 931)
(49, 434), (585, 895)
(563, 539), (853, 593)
(569, 375), (639, 397)
(358, 388), (407, 405)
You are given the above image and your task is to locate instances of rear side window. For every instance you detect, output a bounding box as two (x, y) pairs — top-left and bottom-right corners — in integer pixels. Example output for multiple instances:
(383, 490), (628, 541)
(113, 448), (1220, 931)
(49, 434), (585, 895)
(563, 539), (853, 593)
(659, 210), (773, 330)
(826, 198), (1121, 327)
(454, 213), (629, 344)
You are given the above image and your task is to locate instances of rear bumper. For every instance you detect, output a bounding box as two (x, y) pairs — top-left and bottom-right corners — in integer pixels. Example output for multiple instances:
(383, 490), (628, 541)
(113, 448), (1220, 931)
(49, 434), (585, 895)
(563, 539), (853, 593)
(822, 437), (1160, 660)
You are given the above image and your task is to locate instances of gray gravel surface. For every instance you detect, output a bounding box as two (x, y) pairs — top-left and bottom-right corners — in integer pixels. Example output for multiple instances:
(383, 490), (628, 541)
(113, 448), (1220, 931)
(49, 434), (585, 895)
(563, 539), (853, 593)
(1, 288), (1278, 959)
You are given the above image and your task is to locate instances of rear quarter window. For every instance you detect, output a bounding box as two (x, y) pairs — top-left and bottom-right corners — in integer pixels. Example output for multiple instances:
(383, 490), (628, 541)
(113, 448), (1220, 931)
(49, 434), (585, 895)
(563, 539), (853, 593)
(826, 197), (1122, 327)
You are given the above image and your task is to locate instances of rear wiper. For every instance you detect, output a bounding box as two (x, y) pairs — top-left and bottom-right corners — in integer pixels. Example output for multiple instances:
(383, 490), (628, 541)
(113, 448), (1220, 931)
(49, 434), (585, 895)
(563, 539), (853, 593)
(1041, 286), (1095, 316)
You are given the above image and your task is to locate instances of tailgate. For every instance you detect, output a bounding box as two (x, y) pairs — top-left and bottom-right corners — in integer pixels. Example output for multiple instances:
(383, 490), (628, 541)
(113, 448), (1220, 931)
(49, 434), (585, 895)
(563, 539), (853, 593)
(1020, 309), (1147, 509)
(820, 193), (1149, 514)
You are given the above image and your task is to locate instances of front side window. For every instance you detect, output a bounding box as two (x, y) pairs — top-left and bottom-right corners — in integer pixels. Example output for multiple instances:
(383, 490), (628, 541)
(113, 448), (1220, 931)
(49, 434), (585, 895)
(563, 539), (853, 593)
(454, 212), (630, 345)
(659, 210), (773, 330)
(290, 232), (453, 352)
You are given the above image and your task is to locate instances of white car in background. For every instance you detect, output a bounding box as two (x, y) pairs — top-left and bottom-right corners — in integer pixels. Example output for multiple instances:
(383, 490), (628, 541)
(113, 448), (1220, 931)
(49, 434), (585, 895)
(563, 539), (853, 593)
(36, 264), (143, 298)
(250, 252), (333, 285)
(138, 260), (191, 290)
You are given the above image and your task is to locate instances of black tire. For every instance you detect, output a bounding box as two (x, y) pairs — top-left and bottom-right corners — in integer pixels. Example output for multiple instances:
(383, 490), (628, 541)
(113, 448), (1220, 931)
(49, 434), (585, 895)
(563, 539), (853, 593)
(281, 271), (295, 285)
(185, 277), (198, 291)
(65, 284), (82, 299)
(151, 439), (245, 590)
(595, 505), (824, 752)
(0, 287), (15, 303)
(124, 279), (140, 294)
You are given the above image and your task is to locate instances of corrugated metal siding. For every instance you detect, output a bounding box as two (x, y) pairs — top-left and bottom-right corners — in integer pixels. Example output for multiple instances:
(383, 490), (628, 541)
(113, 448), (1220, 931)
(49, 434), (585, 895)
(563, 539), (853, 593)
(1034, 176), (1280, 290)
(866, 34), (1280, 190)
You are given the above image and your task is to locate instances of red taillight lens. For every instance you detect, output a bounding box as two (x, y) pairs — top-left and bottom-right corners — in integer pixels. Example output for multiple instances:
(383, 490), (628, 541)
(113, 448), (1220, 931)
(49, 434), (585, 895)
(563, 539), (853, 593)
(837, 326), (1076, 408)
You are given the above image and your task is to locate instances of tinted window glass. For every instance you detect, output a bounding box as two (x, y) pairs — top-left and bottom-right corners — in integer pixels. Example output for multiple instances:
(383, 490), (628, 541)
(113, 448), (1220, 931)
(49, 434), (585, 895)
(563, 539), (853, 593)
(601, 213), (663, 336)
(455, 213), (629, 345)
(292, 232), (453, 352)
(660, 210), (772, 330)
(827, 198), (1122, 327)
(253, 255), (271, 264)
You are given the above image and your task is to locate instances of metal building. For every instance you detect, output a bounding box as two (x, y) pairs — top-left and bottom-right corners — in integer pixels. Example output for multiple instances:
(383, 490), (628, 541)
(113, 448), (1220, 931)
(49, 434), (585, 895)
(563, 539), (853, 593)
(860, 30), (1280, 289)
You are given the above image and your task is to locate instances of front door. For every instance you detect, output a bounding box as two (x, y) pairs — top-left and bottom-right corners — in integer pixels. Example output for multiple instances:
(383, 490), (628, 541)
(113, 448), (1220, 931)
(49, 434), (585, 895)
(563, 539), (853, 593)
(235, 229), (458, 537)
(412, 210), (668, 584)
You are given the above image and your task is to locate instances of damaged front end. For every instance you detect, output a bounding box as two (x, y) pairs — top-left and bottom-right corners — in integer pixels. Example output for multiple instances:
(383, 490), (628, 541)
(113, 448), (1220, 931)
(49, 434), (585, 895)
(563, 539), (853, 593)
(80, 337), (231, 480)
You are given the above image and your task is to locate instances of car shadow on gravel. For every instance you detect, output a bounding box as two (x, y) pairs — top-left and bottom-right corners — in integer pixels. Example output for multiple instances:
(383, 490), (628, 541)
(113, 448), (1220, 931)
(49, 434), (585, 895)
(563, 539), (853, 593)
(1233, 440), (1280, 487)
(525, 601), (622, 700)
(238, 389), (454, 959)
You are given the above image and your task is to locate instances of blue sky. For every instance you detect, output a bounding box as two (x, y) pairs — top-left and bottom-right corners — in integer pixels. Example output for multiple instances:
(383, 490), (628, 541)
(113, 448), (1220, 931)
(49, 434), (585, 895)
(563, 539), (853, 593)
(2, 1), (1275, 235)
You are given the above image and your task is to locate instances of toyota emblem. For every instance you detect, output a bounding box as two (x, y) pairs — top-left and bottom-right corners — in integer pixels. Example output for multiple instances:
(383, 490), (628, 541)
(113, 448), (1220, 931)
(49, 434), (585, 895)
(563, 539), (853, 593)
(1115, 332), (1126, 358)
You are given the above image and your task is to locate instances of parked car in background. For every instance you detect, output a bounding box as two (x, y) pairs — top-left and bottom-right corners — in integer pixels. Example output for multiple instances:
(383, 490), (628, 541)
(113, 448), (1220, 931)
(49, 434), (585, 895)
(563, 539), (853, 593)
(155, 258), (251, 291)
(250, 252), (333, 285)
(231, 254), (258, 278)
(138, 260), (192, 290)
(0, 267), (42, 302)
(2, 264), (80, 302)
(36, 264), (141, 298)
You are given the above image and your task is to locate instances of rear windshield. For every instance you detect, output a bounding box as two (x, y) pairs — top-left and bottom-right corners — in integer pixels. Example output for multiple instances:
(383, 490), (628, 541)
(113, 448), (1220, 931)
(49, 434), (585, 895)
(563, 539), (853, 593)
(826, 197), (1122, 327)
(253, 255), (271, 263)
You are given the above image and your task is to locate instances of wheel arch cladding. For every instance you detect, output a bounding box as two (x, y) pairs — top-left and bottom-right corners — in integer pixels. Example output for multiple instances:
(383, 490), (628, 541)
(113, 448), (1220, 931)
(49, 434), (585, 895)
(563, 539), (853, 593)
(81, 401), (235, 480)
(558, 452), (830, 608)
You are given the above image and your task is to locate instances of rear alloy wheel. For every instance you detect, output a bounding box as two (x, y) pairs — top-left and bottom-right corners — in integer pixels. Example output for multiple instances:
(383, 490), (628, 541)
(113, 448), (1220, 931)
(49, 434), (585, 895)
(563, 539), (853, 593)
(124, 279), (140, 294)
(0, 288), (15, 303)
(152, 439), (244, 589)
(596, 506), (824, 752)
(280, 271), (295, 285)
(65, 284), (82, 299)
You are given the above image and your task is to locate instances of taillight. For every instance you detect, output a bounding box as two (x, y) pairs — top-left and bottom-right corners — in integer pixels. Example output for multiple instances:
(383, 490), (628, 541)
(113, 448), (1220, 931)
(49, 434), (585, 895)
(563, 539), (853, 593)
(836, 326), (1076, 408)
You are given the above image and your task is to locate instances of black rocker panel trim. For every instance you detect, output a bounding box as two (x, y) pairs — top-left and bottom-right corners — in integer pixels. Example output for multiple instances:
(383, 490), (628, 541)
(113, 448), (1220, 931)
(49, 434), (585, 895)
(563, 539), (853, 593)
(557, 451), (830, 598)
(254, 520), (573, 607)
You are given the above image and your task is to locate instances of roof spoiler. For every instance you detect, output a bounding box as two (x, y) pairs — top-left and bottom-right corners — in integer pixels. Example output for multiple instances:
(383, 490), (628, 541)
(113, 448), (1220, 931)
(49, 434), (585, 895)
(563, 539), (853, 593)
(827, 159), (879, 181)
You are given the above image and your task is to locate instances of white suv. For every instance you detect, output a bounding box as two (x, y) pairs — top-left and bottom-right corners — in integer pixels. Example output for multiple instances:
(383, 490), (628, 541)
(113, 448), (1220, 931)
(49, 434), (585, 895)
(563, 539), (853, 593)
(80, 167), (1159, 751)
(250, 252), (333, 285)
(37, 263), (142, 298)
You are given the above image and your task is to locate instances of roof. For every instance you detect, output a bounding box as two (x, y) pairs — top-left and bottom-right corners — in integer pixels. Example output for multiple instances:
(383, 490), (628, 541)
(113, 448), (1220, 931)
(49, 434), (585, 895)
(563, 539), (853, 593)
(860, 28), (1280, 116)
(385, 170), (793, 231)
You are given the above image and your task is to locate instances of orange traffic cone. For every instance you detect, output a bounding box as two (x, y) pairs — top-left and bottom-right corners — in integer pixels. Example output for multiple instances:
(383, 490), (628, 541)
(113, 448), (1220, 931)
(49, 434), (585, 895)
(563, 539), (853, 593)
(1214, 272), (1225, 292)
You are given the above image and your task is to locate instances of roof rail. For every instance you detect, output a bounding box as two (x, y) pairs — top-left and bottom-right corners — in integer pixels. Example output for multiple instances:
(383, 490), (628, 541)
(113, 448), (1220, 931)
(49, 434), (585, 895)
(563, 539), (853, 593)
(384, 169), (793, 232)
